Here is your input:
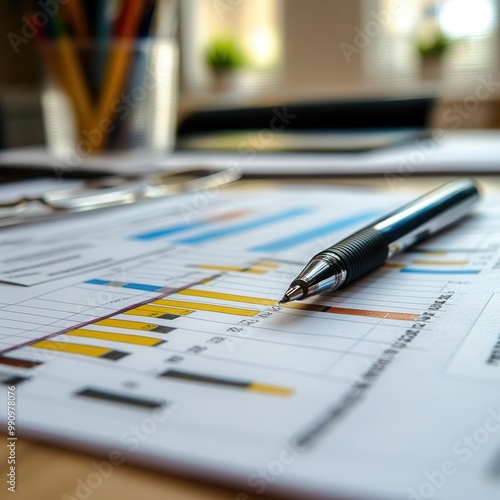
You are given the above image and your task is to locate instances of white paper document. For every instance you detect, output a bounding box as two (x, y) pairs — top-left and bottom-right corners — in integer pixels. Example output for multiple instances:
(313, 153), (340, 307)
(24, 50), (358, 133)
(2, 130), (500, 176)
(0, 184), (499, 500)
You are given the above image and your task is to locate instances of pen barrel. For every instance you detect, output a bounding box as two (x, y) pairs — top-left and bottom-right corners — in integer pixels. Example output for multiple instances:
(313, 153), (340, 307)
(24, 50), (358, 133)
(321, 228), (388, 286)
(371, 178), (480, 256)
(321, 178), (480, 288)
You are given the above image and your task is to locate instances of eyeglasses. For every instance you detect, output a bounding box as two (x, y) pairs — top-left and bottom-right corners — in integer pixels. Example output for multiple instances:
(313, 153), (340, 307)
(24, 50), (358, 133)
(0, 166), (241, 226)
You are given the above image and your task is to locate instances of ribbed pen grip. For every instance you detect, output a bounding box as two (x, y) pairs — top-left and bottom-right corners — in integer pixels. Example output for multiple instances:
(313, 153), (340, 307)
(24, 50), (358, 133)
(322, 228), (389, 286)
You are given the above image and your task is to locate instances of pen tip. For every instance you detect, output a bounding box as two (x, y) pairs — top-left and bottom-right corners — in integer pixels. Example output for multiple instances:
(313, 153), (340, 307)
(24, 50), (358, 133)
(280, 285), (304, 303)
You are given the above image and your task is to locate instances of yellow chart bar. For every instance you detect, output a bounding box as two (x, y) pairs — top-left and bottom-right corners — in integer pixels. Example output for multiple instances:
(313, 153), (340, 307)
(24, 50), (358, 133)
(155, 298), (258, 316)
(161, 370), (293, 397)
(96, 318), (169, 332)
(124, 307), (170, 319)
(199, 265), (245, 272)
(254, 262), (280, 269)
(30, 340), (126, 360)
(143, 304), (194, 316)
(248, 383), (294, 397)
(67, 329), (163, 347)
(124, 305), (193, 319)
(177, 289), (275, 306)
(384, 262), (407, 269)
(246, 267), (268, 274)
(411, 259), (470, 266)
(200, 277), (217, 285)
(198, 265), (267, 275)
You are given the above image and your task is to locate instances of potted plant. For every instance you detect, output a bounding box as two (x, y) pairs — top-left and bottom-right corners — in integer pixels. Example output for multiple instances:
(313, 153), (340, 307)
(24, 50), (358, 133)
(205, 37), (246, 92)
(417, 30), (452, 80)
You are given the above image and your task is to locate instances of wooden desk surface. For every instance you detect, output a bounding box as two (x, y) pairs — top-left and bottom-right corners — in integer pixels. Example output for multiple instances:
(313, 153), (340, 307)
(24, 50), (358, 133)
(1, 435), (275, 500)
(2, 175), (499, 500)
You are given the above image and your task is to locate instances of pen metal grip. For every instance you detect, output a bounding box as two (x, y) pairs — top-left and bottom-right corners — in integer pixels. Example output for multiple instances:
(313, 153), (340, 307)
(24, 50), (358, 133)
(321, 228), (388, 286)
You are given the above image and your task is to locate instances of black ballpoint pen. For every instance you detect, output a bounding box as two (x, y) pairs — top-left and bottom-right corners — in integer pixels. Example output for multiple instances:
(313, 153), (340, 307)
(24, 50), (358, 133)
(280, 178), (480, 304)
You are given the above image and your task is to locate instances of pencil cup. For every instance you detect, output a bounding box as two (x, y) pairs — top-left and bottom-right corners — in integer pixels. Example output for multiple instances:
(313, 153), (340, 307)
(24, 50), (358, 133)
(38, 37), (178, 159)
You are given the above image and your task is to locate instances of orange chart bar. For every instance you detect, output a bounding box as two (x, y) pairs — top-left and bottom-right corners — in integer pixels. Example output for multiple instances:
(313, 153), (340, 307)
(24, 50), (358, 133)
(287, 303), (418, 321)
(0, 356), (42, 369)
(210, 210), (250, 222)
(328, 307), (418, 321)
(386, 259), (470, 269)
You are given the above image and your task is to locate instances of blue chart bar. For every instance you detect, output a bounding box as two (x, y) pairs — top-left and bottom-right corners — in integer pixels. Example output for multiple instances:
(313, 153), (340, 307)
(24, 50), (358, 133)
(86, 279), (110, 285)
(123, 283), (162, 292)
(132, 221), (207, 241)
(400, 269), (481, 275)
(250, 211), (378, 252)
(175, 208), (311, 245)
(85, 280), (163, 291)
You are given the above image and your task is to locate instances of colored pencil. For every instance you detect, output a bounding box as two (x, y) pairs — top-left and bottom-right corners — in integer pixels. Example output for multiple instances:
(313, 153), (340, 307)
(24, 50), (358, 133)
(91, 0), (146, 150)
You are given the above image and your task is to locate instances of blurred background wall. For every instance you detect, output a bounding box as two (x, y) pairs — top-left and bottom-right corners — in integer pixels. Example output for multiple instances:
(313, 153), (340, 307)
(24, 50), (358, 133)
(1, 0), (499, 148)
(0, 1), (44, 147)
